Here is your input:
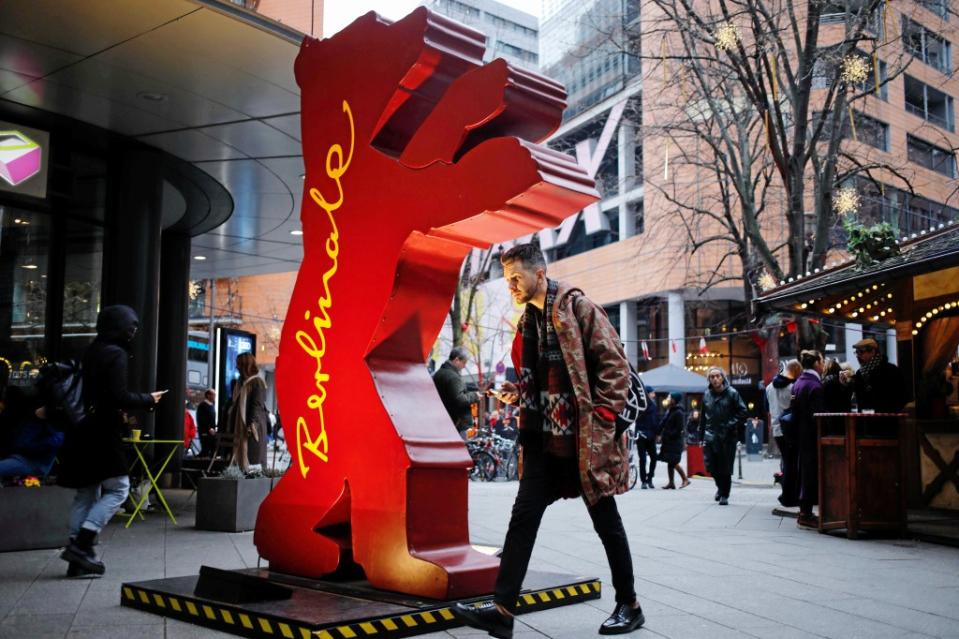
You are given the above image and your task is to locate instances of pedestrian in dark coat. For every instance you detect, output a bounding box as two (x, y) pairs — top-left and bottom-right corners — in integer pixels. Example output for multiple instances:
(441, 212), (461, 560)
(432, 347), (480, 437)
(658, 392), (689, 489)
(699, 367), (747, 505)
(196, 388), (217, 457)
(57, 305), (165, 577)
(792, 350), (825, 528)
(821, 359), (853, 413)
(635, 386), (659, 488)
(851, 338), (906, 414)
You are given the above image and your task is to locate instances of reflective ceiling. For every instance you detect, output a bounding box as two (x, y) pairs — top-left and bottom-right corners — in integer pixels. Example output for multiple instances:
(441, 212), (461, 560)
(0, 0), (307, 279)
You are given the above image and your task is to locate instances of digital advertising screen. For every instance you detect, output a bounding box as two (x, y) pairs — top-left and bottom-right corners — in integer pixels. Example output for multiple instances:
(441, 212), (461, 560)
(213, 327), (256, 420)
(0, 121), (49, 199)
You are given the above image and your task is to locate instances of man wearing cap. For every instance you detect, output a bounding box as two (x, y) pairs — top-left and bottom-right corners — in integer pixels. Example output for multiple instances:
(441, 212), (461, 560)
(850, 338), (906, 414)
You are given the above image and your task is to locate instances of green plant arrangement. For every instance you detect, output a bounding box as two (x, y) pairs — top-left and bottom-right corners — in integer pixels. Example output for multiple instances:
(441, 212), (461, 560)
(842, 216), (900, 268)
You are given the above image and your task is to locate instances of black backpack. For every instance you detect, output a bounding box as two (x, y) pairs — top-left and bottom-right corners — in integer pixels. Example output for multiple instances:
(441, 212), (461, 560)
(615, 364), (649, 437)
(36, 359), (86, 428)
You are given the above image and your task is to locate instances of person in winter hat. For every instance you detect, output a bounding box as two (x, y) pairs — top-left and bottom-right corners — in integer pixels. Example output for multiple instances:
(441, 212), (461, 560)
(56, 305), (166, 578)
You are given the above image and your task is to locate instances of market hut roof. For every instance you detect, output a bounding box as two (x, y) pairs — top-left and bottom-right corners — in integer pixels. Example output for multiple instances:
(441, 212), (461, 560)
(756, 222), (959, 313)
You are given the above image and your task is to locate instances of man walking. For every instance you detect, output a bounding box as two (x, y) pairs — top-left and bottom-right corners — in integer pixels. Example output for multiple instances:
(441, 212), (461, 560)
(635, 386), (659, 489)
(56, 305), (166, 577)
(452, 244), (643, 638)
(433, 347), (481, 439)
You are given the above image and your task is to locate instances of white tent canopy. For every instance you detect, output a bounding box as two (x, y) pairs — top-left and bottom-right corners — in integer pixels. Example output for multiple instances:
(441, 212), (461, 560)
(638, 364), (708, 394)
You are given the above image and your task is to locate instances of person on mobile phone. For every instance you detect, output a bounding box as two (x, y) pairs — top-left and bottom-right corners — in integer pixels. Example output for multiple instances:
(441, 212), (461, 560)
(432, 347), (482, 440)
(56, 305), (165, 579)
(452, 243), (644, 638)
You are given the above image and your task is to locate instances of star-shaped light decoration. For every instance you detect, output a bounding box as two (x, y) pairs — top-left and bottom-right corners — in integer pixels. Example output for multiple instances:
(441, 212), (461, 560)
(714, 21), (740, 51)
(757, 271), (777, 292)
(188, 280), (202, 300)
(833, 186), (861, 216)
(840, 55), (869, 85)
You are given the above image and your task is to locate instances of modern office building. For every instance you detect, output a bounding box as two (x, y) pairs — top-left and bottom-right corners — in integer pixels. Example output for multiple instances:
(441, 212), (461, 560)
(0, 0), (314, 448)
(462, 0), (958, 411)
(421, 0), (539, 68)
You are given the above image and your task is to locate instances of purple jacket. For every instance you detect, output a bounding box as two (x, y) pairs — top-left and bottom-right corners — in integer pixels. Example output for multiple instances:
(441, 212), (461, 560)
(791, 370), (824, 438)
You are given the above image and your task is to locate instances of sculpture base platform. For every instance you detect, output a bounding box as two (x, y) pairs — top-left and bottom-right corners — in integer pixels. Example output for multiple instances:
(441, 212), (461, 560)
(121, 567), (601, 639)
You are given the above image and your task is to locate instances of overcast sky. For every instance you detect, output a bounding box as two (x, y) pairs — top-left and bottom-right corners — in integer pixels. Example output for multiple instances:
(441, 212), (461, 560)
(324, 1), (542, 37)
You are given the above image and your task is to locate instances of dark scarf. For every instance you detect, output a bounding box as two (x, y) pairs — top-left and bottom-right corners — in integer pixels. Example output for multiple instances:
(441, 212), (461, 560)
(518, 279), (577, 458)
(858, 354), (883, 384)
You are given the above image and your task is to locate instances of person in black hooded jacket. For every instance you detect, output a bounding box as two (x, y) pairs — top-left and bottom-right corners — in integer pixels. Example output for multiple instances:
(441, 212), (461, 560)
(56, 305), (166, 578)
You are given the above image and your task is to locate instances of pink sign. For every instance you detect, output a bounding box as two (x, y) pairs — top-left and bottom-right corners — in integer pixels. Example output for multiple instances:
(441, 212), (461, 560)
(0, 130), (42, 187)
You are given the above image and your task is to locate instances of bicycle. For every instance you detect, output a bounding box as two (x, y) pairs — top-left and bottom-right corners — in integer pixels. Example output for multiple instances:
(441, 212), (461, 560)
(465, 434), (497, 481)
(490, 434), (518, 481)
(625, 426), (639, 490)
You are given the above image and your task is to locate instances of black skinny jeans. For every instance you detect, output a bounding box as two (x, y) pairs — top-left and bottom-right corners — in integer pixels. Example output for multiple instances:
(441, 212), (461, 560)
(637, 436), (657, 484)
(494, 446), (636, 609)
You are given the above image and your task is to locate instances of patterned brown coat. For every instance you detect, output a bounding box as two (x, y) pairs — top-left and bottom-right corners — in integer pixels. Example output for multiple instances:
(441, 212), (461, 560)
(511, 281), (631, 505)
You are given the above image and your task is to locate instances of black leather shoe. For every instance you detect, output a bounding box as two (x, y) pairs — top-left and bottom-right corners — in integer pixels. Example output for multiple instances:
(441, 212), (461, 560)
(451, 601), (513, 639)
(599, 602), (645, 635)
(718, 496), (729, 505)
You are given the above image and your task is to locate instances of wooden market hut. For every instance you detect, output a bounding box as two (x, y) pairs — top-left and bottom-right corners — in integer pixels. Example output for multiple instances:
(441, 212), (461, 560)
(756, 222), (959, 541)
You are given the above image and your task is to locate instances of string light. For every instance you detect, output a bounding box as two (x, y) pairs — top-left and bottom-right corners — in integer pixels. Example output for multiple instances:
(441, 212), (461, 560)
(912, 298), (959, 336)
(714, 21), (741, 51)
(840, 55), (870, 84)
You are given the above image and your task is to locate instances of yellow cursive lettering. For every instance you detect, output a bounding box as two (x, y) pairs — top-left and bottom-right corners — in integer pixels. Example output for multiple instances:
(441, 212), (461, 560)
(295, 99), (354, 478)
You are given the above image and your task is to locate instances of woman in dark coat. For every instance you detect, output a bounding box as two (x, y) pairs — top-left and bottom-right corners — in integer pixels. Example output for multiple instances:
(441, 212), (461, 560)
(658, 392), (689, 489)
(699, 367), (747, 505)
(821, 359), (853, 413)
(226, 352), (269, 472)
(57, 305), (165, 577)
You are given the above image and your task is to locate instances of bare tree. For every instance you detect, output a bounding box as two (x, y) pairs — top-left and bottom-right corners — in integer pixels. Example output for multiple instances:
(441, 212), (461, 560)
(642, 0), (936, 307)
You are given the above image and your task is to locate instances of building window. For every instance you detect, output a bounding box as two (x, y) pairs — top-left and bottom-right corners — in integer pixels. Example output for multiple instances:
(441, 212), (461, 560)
(902, 16), (952, 74)
(917, 0), (950, 20)
(907, 134), (958, 177)
(439, 0), (480, 20)
(814, 110), (889, 151)
(633, 202), (645, 235)
(904, 74), (955, 131)
(819, 1), (884, 35)
(856, 178), (959, 234)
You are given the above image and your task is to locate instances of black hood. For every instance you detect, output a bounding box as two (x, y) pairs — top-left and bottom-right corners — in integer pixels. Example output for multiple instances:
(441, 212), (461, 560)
(772, 374), (792, 389)
(95, 305), (140, 347)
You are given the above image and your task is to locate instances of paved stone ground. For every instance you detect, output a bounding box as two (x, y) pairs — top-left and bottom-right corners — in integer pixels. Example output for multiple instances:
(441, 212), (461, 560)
(2, 456), (958, 639)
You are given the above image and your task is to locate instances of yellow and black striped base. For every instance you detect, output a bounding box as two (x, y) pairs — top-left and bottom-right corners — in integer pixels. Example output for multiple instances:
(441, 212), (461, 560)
(121, 573), (601, 639)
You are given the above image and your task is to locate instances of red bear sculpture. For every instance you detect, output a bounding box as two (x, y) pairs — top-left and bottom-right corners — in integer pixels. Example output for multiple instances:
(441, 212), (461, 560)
(254, 7), (598, 599)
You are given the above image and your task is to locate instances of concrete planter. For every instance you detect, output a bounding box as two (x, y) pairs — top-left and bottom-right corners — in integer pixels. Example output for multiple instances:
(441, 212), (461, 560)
(195, 477), (271, 532)
(0, 485), (73, 551)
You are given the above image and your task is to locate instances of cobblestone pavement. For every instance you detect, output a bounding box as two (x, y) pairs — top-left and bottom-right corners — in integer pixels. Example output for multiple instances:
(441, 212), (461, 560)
(2, 456), (958, 639)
